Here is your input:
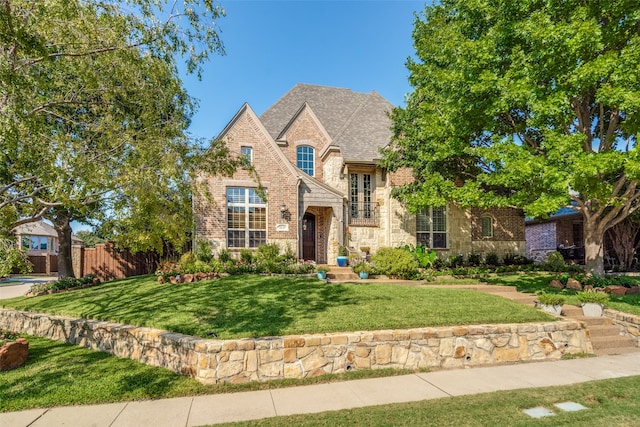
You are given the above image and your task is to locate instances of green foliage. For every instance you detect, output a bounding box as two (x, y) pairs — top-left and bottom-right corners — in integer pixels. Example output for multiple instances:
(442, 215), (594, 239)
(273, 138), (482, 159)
(239, 248), (255, 264)
(467, 253), (482, 267)
(218, 249), (232, 263)
(315, 266), (330, 273)
(352, 262), (374, 275)
(0, 237), (32, 278)
(577, 290), (610, 305)
(74, 230), (107, 248)
(256, 243), (280, 262)
(179, 252), (196, 266)
(546, 252), (567, 272)
(0, 329), (19, 346)
(372, 248), (419, 279)
(1, 1), (242, 269)
(448, 254), (465, 268)
(403, 244), (438, 268)
(382, 0), (640, 275)
(30, 274), (98, 294)
(338, 245), (348, 257)
(536, 291), (565, 306)
(485, 252), (500, 266)
(193, 240), (213, 263)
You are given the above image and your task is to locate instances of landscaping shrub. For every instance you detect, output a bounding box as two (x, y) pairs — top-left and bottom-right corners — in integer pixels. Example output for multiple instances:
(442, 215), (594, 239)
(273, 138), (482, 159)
(467, 253), (482, 266)
(256, 243), (280, 262)
(193, 240), (213, 263)
(239, 248), (254, 264)
(179, 251), (196, 266)
(545, 251), (566, 272)
(218, 249), (232, 263)
(448, 254), (465, 268)
(485, 252), (500, 266)
(372, 247), (419, 279)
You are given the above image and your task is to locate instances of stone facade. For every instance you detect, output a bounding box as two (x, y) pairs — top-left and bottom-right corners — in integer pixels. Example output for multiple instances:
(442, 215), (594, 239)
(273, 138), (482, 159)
(605, 309), (640, 346)
(1, 308), (593, 385)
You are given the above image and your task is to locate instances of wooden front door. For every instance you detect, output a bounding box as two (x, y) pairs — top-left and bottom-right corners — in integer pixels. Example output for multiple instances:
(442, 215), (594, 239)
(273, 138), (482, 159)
(302, 213), (316, 261)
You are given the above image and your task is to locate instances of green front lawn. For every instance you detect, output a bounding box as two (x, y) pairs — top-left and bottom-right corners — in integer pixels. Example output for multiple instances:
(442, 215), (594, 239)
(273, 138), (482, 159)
(487, 273), (640, 317)
(220, 375), (640, 426)
(1, 275), (554, 339)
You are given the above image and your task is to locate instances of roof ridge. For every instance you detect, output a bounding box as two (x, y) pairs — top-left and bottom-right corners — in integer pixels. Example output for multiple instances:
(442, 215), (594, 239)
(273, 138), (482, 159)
(331, 94), (371, 145)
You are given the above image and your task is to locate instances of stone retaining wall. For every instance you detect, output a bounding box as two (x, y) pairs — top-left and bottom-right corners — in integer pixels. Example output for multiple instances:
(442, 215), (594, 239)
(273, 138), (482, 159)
(605, 309), (640, 346)
(0, 309), (593, 384)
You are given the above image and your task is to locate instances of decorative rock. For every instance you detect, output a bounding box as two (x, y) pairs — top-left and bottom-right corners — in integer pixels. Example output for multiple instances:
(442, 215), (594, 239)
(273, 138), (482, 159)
(549, 279), (565, 289)
(604, 285), (627, 295)
(157, 276), (164, 284)
(183, 274), (194, 284)
(566, 278), (583, 291)
(0, 338), (29, 371)
(627, 286), (640, 295)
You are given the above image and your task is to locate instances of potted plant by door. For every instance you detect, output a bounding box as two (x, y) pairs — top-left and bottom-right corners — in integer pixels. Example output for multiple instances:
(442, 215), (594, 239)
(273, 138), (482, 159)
(337, 245), (349, 267)
(352, 262), (373, 280)
(577, 290), (609, 317)
(316, 266), (329, 280)
(535, 291), (565, 316)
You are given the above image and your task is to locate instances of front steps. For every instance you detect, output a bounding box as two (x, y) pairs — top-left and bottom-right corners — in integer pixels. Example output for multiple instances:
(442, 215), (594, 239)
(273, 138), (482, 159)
(561, 305), (638, 356)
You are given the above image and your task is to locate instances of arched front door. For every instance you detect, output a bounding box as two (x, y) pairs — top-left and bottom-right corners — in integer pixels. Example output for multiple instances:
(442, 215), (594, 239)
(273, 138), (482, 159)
(302, 212), (316, 261)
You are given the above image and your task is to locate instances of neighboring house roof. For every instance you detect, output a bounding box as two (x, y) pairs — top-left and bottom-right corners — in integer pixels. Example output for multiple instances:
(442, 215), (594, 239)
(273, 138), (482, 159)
(13, 221), (84, 244)
(525, 204), (581, 224)
(259, 84), (394, 162)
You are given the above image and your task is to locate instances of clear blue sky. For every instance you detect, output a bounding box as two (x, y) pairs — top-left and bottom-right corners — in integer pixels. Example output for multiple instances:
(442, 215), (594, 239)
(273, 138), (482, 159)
(184, 0), (428, 140)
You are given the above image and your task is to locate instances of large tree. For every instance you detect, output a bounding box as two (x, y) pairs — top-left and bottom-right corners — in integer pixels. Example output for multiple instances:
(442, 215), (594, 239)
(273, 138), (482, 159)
(1, 0), (242, 277)
(381, 0), (640, 275)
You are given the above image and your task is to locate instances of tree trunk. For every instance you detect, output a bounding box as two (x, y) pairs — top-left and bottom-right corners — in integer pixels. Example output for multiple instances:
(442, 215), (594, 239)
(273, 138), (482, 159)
(584, 220), (605, 276)
(52, 214), (75, 279)
(606, 219), (640, 270)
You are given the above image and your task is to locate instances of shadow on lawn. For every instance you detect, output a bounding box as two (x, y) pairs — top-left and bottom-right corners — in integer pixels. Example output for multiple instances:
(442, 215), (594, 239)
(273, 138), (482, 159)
(484, 273), (554, 294)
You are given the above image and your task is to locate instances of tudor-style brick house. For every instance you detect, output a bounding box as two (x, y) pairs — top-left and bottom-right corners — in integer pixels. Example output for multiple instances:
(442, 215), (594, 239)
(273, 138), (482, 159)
(195, 84), (525, 264)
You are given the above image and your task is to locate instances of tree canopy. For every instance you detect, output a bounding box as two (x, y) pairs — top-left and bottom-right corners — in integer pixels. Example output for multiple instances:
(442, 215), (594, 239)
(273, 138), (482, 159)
(381, 0), (640, 274)
(1, 0), (243, 277)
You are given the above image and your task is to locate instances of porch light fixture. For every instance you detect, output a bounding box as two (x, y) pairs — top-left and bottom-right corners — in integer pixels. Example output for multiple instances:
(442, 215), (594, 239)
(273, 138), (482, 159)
(280, 203), (287, 218)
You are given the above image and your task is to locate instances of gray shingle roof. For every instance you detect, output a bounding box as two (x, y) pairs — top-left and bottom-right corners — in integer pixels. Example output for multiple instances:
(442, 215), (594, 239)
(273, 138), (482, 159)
(259, 84), (394, 162)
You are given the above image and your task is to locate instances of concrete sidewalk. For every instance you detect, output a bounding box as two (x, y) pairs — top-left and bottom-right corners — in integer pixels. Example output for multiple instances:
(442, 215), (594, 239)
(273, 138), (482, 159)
(3, 352), (639, 427)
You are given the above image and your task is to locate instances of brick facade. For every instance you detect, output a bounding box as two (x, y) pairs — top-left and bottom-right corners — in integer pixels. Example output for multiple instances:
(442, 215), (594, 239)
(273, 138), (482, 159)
(195, 86), (526, 263)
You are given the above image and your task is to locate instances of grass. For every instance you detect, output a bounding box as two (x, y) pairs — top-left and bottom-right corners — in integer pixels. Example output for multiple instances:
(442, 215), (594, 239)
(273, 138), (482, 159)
(218, 376), (640, 426)
(1, 275), (554, 339)
(0, 335), (421, 413)
(485, 273), (640, 316)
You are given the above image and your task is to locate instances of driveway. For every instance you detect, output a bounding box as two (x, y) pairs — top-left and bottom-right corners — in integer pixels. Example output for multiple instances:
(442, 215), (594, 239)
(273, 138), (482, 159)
(0, 276), (56, 299)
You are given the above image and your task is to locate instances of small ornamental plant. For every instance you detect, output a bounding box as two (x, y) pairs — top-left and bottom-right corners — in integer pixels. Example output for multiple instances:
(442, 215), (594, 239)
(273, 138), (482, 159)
(536, 291), (565, 306)
(315, 265), (330, 273)
(352, 262), (373, 275)
(0, 329), (19, 347)
(577, 290), (610, 305)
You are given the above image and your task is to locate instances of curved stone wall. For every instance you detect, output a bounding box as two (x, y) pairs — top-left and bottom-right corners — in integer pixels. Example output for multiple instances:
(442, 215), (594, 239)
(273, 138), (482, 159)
(0, 308), (593, 384)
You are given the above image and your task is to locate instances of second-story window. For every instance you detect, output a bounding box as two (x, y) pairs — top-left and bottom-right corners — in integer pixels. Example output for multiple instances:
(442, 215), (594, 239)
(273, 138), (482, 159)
(241, 146), (253, 166)
(297, 145), (314, 176)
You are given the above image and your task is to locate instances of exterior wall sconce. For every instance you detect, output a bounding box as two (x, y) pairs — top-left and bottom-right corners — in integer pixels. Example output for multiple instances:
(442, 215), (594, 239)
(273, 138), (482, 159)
(280, 203), (287, 218)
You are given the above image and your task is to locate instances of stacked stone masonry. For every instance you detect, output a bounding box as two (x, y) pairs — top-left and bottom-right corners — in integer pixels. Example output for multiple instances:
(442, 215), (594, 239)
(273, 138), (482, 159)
(1, 309), (593, 385)
(605, 309), (640, 346)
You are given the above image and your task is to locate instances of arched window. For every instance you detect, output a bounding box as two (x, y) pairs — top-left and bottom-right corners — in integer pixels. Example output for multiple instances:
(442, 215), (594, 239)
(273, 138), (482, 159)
(297, 145), (314, 176)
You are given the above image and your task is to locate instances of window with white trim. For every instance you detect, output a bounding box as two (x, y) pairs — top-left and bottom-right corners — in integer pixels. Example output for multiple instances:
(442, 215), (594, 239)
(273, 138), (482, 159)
(481, 216), (493, 238)
(226, 188), (266, 248)
(297, 145), (314, 176)
(417, 207), (447, 248)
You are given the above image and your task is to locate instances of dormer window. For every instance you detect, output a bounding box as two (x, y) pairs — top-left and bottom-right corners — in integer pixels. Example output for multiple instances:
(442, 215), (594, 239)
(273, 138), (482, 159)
(297, 145), (314, 176)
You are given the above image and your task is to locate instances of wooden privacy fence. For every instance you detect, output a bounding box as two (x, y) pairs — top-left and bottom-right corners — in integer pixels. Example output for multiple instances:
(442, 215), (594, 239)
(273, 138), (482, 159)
(19, 254), (58, 275)
(74, 243), (158, 281)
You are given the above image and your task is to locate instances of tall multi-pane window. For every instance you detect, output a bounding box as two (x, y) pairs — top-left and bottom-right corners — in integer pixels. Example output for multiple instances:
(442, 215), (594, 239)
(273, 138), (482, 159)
(297, 146), (314, 176)
(350, 173), (372, 220)
(481, 216), (493, 238)
(416, 207), (447, 248)
(240, 146), (253, 166)
(226, 188), (266, 248)
(349, 173), (376, 225)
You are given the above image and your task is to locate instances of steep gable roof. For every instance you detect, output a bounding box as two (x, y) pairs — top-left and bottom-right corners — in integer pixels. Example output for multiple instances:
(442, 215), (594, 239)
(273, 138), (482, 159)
(259, 84), (394, 162)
